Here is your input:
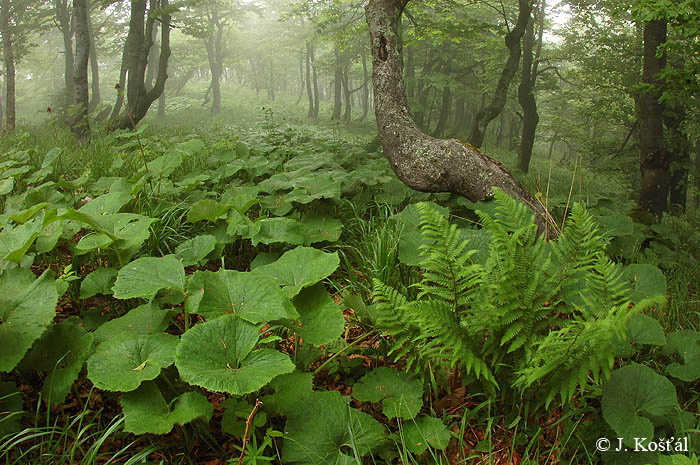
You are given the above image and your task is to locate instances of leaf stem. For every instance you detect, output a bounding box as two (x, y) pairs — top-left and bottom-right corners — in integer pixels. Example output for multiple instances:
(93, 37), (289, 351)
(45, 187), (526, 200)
(313, 329), (377, 376)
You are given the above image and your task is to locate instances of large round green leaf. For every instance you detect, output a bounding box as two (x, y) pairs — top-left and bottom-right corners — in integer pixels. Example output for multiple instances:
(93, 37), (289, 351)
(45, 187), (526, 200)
(283, 390), (387, 465)
(175, 315), (294, 395)
(289, 284), (346, 346)
(253, 246), (339, 298)
(664, 330), (700, 382)
(352, 367), (423, 420)
(174, 234), (216, 267)
(402, 416), (452, 454)
(113, 255), (185, 300)
(0, 269), (58, 372)
(602, 364), (679, 448)
(186, 269), (297, 323)
(92, 301), (172, 344)
(87, 333), (178, 391)
(79, 267), (118, 299)
(121, 381), (213, 435)
(623, 264), (667, 303)
(19, 317), (93, 404)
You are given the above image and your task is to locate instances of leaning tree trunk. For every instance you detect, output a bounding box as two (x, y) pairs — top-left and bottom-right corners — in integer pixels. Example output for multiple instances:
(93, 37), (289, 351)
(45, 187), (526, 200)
(332, 49), (342, 119)
(0, 0), (15, 131)
(366, 0), (549, 232)
(638, 19), (669, 221)
(468, 0), (531, 148)
(305, 42), (314, 118)
(112, 0), (171, 130)
(71, 0), (90, 142)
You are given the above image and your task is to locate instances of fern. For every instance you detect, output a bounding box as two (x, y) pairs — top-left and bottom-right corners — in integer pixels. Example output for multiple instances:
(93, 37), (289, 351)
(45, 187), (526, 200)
(371, 189), (657, 411)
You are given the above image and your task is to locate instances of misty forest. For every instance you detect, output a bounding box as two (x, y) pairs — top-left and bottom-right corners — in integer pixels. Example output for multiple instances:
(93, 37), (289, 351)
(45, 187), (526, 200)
(0, 0), (699, 463)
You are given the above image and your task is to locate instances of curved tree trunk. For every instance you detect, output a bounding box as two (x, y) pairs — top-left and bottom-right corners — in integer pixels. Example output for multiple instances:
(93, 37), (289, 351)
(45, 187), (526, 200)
(365, 0), (549, 232)
(87, 7), (100, 112)
(468, 0), (531, 148)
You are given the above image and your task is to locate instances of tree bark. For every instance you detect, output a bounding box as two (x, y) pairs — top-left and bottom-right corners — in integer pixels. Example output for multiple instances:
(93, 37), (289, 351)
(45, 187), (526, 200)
(112, 0), (171, 130)
(342, 64), (352, 122)
(71, 0), (90, 141)
(312, 51), (319, 118)
(205, 4), (224, 114)
(332, 48), (342, 119)
(87, 6), (100, 112)
(56, 0), (74, 103)
(360, 53), (369, 121)
(305, 42), (315, 118)
(638, 19), (669, 221)
(468, 0), (531, 148)
(0, 0), (15, 131)
(516, 3), (542, 173)
(432, 64), (451, 138)
(295, 49), (304, 105)
(366, 0), (548, 232)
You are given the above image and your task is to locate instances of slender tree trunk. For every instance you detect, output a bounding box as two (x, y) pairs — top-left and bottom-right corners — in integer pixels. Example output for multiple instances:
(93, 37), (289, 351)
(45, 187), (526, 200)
(295, 50), (304, 105)
(312, 52), (319, 118)
(414, 51), (432, 129)
(145, 22), (159, 92)
(342, 64), (352, 122)
(332, 49), (342, 119)
(87, 7), (100, 112)
(360, 53), (369, 121)
(158, 90), (165, 117)
(306, 42), (314, 118)
(205, 5), (224, 114)
(56, 0), (75, 103)
(468, 0), (531, 148)
(638, 19), (669, 220)
(1, 0), (15, 131)
(365, 0), (549, 232)
(405, 44), (415, 99)
(432, 65), (451, 138)
(71, 0), (90, 141)
(516, 1), (544, 173)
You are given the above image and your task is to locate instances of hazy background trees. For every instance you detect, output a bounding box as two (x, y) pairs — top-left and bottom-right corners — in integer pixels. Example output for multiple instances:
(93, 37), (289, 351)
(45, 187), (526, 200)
(0, 0), (698, 220)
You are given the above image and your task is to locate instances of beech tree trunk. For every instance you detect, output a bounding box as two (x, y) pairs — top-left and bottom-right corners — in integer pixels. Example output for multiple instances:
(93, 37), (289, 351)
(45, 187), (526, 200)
(112, 0), (171, 130)
(305, 43), (313, 117)
(56, 0), (74, 103)
(332, 49), (342, 119)
(71, 0), (90, 141)
(638, 19), (669, 220)
(0, 0), (15, 131)
(360, 53), (369, 121)
(517, 16), (537, 172)
(295, 50), (304, 105)
(87, 7), (100, 112)
(468, 0), (531, 148)
(365, 0), (549, 232)
(205, 4), (224, 114)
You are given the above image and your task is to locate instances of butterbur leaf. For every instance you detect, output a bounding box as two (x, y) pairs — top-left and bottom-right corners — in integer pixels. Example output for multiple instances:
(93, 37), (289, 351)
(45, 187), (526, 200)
(289, 284), (345, 346)
(175, 235), (216, 267)
(243, 217), (305, 246)
(80, 267), (118, 299)
(121, 381), (212, 434)
(283, 390), (387, 465)
(0, 177), (14, 195)
(186, 269), (296, 323)
(602, 364), (678, 448)
(0, 270), (58, 372)
(664, 330), (700, 382)
(623, 264), (667, 303)
(92, 301), (172, 344)
(0, 382), (23, 436)
(175, 315), (295, 395)
(352, 367), (423, 419)
(627, 313), (666, 346)
(254, 246), (339, 298)
(300, 214), (343, 245)
(260, 371), (314, 415)
(402, 416), (451, 454)
(78, 192), (132, 216)
(87, 333), (178, 391)
(19, 318), (93, 404)
(187, 199), (229, 223)
(113, 255), (185, 300)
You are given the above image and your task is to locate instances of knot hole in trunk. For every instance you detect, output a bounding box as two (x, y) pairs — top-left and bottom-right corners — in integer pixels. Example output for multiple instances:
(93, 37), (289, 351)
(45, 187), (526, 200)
(378, 35), (388, 62)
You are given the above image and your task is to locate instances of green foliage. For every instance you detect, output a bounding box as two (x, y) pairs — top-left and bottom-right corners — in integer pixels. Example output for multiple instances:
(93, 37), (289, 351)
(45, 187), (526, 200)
(372, 189), (665, 408)
(175, 315), (295, 395)
(352, 367), (423, 420)
(0, 269), (58, 372)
